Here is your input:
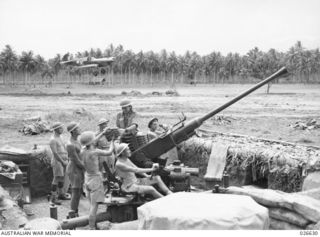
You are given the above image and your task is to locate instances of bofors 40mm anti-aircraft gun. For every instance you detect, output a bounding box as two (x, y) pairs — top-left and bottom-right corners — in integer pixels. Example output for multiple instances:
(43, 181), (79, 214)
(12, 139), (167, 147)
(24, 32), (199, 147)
(60, 67), (288, 229)
(131, 67), (288, 161)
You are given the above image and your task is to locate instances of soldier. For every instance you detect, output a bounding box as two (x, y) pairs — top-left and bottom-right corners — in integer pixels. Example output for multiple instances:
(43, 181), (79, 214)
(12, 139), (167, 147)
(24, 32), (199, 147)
(49, 122), (70, 205)
(115, 99), (151, 168)
(116, 99), (138, 130)
(147, 117), (178, 166)
(95, 118), (115, 172)
(80, 130), (115, 230)
(147, 117), (169, 141)
(66, 122), (84, 217)
(115, 143), (172, 198)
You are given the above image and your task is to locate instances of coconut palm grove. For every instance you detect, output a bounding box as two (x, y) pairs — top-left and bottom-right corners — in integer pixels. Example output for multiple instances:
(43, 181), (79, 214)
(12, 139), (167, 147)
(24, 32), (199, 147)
(0, 41), (319, 87)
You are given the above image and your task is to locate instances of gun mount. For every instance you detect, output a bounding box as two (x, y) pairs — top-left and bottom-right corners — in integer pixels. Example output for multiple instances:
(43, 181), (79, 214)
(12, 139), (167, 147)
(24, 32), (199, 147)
(132, 67), (288, 160)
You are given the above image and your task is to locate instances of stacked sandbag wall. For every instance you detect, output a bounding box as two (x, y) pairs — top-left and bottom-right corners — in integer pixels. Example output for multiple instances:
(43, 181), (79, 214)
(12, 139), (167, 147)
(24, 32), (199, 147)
(226, 186), (320, 230)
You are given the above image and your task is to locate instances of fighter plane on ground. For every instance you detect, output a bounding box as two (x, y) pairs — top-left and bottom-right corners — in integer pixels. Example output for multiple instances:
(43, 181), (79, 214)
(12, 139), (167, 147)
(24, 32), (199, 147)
(60, 54), (115, 69)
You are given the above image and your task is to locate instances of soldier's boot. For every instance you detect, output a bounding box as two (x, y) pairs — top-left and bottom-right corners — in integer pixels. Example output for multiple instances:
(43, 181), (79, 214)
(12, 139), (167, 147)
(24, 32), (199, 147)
(67, 210), (76, 219)
(50, 192), (62, 205)
(58, 192), (71, 200)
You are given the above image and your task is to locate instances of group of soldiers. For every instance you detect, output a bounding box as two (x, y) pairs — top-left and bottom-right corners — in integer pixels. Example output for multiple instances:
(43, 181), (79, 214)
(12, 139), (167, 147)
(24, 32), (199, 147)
(48, 99), (173, 229)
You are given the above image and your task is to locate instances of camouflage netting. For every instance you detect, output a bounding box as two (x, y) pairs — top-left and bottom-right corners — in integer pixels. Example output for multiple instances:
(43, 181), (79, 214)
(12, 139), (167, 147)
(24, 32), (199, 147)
(177, 132), (320, 193)
(0, 146), (53, 197)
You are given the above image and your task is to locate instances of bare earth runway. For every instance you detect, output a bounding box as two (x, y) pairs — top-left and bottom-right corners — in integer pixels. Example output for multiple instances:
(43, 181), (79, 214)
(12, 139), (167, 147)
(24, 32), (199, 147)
(0, 83), (319, 149)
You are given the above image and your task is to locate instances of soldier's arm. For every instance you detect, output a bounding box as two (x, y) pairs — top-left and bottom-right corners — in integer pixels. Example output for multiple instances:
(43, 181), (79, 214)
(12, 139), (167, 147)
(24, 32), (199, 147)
(115, 162), (154, 174)
(147, 131), (157, 141)
(116, 113), (121, 128)
(67, 144), (84, 169)
(125, 124), (138, 133)
(50, 139), (67, 165)
(128, 159), (149, 177)
(95, 142), (114, 157)
(159, 123), (169, 132)
(94, 127), (112, 143)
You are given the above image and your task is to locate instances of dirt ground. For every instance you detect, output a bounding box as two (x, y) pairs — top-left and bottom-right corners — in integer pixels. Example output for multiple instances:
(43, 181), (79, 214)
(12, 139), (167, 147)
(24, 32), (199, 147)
(0, 83), (319, 149)
(0, 83), (320, 226)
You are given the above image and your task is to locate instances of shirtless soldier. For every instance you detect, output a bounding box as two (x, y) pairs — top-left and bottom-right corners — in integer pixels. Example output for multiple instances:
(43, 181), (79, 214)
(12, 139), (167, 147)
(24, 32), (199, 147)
(80, 130), (115, 230)
(66, 122), (84, 217)
(95, 118), (116, 173)
(115, 143), (172, 199)
(49, 122), (70, 205)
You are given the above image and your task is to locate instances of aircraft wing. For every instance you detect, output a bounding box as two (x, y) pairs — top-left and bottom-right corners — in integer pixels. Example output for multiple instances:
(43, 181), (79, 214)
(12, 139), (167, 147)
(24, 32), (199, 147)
(75, 64), (98, 69)
(60, 60), (78, 66)
(91, 57), (115, 63)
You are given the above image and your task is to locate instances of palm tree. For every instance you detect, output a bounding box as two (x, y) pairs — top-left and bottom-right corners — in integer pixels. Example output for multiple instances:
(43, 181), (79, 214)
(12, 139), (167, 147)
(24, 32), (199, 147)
(19, 51), (37, 86)
(206, 52), (222, 83)
(122, 50), (135, 84)
(167, 51), (178, 86)
(159, 49), (168, 83)
(135, 51), (147, 84)
(287, 41), (307, 82)
(48, 54), (62, 84)
(145, 51), (159, 85)
(0, 45), (18, 86)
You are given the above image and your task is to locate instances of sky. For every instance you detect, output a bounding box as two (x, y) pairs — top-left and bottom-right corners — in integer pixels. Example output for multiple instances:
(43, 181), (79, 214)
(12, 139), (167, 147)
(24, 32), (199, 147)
(0, 0), (320, 59)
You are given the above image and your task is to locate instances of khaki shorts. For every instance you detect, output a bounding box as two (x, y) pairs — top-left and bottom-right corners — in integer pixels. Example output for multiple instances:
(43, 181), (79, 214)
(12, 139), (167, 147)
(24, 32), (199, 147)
(122, 177), (158, 194)
(85, 174), (105, 204)
(52, 159), (65, 177)
(68, 170), (84, 189)
(52, 176), (64, 185)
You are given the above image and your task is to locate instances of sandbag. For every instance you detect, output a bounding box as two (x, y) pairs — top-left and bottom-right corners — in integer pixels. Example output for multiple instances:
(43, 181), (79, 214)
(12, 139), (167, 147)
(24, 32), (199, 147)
(291, 194), (320, 223)
(302, 172), (320, 191)
(299, 188), (320, 201)
(24, 218), (61, 230)
(269, 207), (310, 228)
(226, 186), (293, 209)
(269, 218), (301, 230)
(138, 192), (269, 230)
(110, 220), (139, 230)
(227, 186), (320, 224)
(306, 221), (320, 230)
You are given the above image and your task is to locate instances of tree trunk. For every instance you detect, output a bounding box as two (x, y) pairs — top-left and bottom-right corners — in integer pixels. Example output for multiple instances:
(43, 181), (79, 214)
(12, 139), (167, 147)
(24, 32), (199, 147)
(266, 83), (272, 94)
(171, 71), (174, 86)
(111, 65), (114, 86)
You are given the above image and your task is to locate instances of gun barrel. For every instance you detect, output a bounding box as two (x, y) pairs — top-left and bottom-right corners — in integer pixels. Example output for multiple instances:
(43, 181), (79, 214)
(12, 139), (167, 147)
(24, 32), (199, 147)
(133, 67), (288, 160)
(199, 67), (288, 123)
(60, 212), (111, 229)
(165, 166), (199, 175)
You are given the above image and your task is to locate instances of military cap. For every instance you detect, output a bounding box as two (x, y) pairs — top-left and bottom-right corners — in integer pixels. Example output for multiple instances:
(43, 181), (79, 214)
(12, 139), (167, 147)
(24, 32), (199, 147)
(120, 99), (131, 108)
(67, 122), (79, 133)
(148, 118), (159, 129)
(115, 143), (129, 157)
(51, 122), (64, 131)
(97, 118), (109, 126)
(80, 131), (95, 146)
